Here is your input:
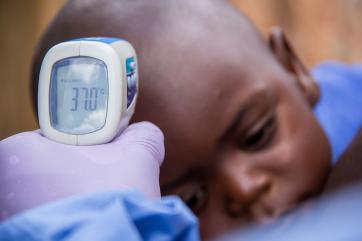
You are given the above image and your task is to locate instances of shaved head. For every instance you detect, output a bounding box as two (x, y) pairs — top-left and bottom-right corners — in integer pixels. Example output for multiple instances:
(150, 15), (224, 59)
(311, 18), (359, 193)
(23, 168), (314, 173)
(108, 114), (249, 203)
(31, 0), (273, 164)
(31, 0), (268, 118)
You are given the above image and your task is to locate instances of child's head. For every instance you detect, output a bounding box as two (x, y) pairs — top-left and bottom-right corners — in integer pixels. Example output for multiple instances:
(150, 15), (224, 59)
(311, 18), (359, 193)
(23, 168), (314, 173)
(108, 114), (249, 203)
(32, 0), (331, 238)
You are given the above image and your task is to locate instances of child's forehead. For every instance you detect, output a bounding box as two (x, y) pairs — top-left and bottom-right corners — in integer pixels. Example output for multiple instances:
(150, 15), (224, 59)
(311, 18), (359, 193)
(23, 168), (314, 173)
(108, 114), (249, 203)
(156, 32), (277, 95)
(135, 20), (282, 131)
(140, 43), (279, 142)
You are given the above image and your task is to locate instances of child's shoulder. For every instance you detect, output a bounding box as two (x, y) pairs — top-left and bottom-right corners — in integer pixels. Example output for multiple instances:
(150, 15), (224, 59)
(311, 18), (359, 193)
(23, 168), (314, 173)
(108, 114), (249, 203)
(312, 61), (362, 164)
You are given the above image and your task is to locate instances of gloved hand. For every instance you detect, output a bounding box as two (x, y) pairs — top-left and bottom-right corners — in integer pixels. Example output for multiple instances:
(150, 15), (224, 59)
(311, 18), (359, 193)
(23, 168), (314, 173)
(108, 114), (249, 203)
(0, 122), (164, 220)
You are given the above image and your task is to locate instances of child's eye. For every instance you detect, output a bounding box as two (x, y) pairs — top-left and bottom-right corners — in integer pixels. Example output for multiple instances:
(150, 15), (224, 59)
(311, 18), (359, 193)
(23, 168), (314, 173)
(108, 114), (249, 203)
(238, 114), (277, 151)
(181, 184), (208, 214)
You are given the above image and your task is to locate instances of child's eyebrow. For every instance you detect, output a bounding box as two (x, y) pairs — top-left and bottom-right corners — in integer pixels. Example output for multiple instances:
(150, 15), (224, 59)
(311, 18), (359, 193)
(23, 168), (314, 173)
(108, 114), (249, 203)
(219, 88), (271, 143)
(219, 105), (251, 143)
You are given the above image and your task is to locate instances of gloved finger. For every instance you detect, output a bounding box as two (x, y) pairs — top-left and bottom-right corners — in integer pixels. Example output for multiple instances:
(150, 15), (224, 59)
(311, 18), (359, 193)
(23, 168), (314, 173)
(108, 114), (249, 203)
(114, 121), (165, 166)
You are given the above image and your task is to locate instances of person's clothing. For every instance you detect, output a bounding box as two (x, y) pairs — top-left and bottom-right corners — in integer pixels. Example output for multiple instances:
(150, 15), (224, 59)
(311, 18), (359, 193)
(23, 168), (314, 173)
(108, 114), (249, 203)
(313, 62), (362, 164)
(217, 182), (362, 241)
(0, 190), (199, 241)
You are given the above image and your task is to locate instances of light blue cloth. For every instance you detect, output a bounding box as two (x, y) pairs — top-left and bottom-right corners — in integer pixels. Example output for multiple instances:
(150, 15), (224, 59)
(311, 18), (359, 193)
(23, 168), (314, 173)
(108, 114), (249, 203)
(313, 62), (362, 164)
(0, 190), (200, 241)
(216, 183), (362, 241)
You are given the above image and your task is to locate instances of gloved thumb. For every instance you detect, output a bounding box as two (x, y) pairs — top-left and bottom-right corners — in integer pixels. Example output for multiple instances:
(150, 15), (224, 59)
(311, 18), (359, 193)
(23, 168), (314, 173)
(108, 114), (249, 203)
(65, 121), (165, 198)
(114, 121), (165, 166)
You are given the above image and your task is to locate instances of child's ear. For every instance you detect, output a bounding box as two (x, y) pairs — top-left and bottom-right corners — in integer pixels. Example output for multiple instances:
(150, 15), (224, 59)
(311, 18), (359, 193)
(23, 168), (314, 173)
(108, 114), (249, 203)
(268, 26), (319, 107)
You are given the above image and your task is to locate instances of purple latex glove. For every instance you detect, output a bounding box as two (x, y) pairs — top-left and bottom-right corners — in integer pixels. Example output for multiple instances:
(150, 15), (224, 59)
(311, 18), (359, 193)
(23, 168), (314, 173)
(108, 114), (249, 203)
(0, 122), (164, 220)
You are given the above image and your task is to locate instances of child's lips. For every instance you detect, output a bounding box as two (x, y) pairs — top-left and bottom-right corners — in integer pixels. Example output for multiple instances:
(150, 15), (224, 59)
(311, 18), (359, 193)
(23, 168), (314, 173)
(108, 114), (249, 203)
(249, 202), (276, 223)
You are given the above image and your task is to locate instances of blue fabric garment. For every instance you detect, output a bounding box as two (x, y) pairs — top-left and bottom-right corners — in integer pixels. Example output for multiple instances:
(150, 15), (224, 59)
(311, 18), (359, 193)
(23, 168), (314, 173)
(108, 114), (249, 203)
(0, 190), (200, 241)
(217, 183), (362, 241)
(313, 62), (362, 164)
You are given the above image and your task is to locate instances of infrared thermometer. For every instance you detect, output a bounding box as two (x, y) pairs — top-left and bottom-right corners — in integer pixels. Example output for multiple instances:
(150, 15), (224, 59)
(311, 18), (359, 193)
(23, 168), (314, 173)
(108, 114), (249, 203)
(38, 37), (138, 145)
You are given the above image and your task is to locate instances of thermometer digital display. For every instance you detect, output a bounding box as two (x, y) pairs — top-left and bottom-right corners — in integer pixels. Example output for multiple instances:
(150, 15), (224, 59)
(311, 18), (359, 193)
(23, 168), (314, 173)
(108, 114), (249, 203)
(38, 37), (138, 145)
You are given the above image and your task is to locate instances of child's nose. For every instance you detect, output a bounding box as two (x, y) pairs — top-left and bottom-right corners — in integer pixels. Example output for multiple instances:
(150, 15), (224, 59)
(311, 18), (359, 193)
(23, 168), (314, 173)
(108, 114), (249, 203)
(220, 166), (271, 218)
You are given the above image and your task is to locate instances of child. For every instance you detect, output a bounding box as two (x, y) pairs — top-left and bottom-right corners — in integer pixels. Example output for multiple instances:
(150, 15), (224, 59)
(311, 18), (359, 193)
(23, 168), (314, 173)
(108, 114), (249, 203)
(31, 0), (361, 239)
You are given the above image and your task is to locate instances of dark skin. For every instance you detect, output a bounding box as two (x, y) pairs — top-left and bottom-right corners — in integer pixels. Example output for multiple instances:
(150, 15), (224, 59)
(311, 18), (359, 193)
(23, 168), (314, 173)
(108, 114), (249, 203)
(30, 0), (355, 239)
(324, 129), (362, 192)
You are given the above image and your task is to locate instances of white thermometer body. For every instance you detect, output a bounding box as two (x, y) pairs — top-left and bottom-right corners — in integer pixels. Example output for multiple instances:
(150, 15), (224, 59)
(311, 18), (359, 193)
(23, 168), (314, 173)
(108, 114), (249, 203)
(38, 37), (138, 145)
